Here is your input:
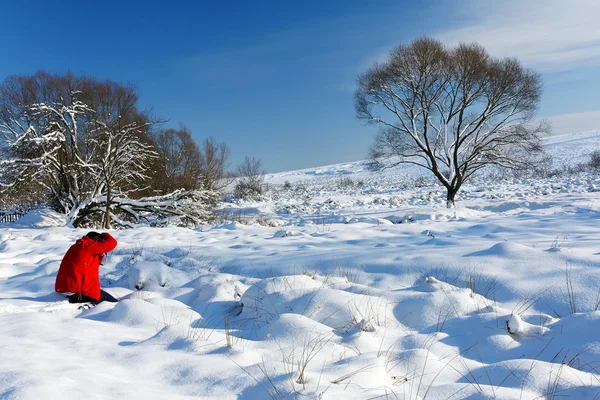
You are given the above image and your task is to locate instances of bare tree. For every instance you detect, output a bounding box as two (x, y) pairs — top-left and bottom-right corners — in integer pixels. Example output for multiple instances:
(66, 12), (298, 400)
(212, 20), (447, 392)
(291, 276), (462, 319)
(0, 71), (158, 227)
(0, 168), (47, 211)
(0, 93), (97, 222)
(93, 119), (157, 229)
(356, 38), (549, 207)
(151, 129), (231, 193)
(152, 126), (203, 193)
(199, 136), (231, 191)
(234, 156), (265, 199)
(82, 79), (158, 228)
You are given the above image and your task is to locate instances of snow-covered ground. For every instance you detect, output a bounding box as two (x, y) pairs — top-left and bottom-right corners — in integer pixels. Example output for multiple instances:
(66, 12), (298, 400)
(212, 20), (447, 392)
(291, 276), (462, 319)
(2, 131), (600, 399)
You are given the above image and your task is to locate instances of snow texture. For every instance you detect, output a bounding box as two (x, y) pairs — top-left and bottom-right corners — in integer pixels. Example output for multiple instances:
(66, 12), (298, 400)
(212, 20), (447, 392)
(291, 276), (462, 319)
(2, 131), (600, 398)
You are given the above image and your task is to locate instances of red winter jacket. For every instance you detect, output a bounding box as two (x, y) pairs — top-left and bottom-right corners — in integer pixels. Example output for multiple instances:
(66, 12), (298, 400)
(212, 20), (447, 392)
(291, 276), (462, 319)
(55, 233), (117, 301)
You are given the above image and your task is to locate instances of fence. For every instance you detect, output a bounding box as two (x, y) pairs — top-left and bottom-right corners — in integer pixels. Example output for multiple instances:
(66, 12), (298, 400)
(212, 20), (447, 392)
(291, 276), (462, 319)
(0, 210), (27, 223)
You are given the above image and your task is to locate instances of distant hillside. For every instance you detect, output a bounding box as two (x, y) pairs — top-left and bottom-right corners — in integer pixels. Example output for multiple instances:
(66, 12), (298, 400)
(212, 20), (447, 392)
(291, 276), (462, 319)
(265, 130), (600, 185)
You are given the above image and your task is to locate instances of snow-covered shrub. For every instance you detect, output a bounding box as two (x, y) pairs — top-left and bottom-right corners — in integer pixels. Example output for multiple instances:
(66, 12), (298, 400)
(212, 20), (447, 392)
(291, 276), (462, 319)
(414, 175), (429, 188)
(258, 218), (283, 227)
(238, 275), (389, 333)
(129, 261), (169, 290)
(0, 181), (48, 212)
(74, 189), (218, 229)
(589, 150), (600, 170)
(356, 318), (376, 332)
(234, 156), (265, 200)
(337, 177), (356, 189)
(234, 182), (264, 200)
(322, 198), (339, 209)
(506, 313), (524, 335)
(273, 229), (293, 238)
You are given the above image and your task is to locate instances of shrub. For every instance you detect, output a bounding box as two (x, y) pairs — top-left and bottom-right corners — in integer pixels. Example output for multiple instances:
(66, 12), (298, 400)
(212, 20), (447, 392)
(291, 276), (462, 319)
(337, 177), (356, 189)
(234, 181), (263, 200)
(590, 150), (600, 170)
(414, 176), (428, 188)
(234, 157), (265, 200)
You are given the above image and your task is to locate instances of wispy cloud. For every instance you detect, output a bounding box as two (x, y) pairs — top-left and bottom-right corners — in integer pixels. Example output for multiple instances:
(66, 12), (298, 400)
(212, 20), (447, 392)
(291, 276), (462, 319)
(436, 0), (600, 72)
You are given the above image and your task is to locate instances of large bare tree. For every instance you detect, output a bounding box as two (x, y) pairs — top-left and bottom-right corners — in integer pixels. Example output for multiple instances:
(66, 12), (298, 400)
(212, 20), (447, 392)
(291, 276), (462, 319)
(93, 118), (157, 229)
(0, 71), (157, 227)
(152, 128), (231, 193)
(199, 136), (231, 191)
(0, 82), (96, 220)
(356, 38), (549, 207)
(152, 126), (203, 193)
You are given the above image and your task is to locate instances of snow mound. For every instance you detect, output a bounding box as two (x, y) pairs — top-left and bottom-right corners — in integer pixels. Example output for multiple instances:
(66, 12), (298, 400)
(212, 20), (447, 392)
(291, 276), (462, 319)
(107, 299), (161, 327)
(129, 261), (169, 290)
(466, 241), (535, 257)
(4, 131), (600, 398)
(107, 298), (199, 329)
(238, 275), (391, 334)
(10, 209), (65, 228)
(507, 313), (525, 335)
(396, 278), (486, 330)
(114, 260), (194, 291)
(136, 325), (201, 352)
(0, 263), (19, 279)
(272, 229), (294, 238)
(266, 313), (333, 341)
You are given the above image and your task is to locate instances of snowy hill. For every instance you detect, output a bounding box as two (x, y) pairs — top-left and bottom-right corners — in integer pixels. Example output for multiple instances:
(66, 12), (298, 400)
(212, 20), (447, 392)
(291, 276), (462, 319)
(2, 130), (600, 399)
(266, 129), (600, 185)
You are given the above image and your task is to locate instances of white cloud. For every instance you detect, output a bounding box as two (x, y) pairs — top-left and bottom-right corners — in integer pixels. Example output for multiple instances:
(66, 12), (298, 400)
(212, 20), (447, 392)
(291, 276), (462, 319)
(544, 110), (600, 134)
(437, 0), (600, 71)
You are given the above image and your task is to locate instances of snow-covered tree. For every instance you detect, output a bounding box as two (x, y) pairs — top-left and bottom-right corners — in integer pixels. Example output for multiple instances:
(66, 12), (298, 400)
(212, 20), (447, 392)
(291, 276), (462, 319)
(356, 38), (549, 207)
(92, 118), (158, 229)
(72, 189), (218, 229)
(0, 73), (157, 227)
(0, 71), (220, 228)
(0, 92), (97, 222)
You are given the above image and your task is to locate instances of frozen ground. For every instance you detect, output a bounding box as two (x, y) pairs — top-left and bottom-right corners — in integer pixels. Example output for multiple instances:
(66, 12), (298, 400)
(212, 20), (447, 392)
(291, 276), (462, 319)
(2, 131), (600, 399)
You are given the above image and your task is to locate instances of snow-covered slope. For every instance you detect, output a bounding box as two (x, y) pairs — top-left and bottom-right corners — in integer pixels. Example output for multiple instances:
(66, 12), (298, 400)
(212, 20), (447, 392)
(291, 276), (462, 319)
(266, 130), (600, 186)
(2, 130), (600, 399)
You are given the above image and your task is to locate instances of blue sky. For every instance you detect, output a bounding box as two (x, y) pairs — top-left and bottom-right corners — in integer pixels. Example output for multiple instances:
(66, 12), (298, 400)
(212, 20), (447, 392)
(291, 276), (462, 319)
(1, 0), (599, 172)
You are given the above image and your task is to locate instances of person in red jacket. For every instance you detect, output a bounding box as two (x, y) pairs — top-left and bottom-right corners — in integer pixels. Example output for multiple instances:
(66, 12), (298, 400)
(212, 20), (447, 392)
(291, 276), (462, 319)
(55, 231), (119, 304)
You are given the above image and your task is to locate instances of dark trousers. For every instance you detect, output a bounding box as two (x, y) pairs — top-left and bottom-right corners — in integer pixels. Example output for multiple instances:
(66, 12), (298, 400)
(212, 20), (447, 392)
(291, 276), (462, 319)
(67, 289), (119, 304)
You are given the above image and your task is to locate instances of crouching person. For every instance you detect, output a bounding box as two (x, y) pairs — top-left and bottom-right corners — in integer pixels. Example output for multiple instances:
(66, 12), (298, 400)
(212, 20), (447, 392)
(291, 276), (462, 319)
(55, 232), (119, 304)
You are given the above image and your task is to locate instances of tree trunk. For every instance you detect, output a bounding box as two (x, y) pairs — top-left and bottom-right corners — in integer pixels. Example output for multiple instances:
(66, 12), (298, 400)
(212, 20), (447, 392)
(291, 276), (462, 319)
(104, 184), (111, 229)
(446, 187), (457, 209)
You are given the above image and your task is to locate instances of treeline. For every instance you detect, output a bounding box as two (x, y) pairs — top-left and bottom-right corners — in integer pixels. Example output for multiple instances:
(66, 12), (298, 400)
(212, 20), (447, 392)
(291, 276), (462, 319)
(0, 71), (260, 228)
